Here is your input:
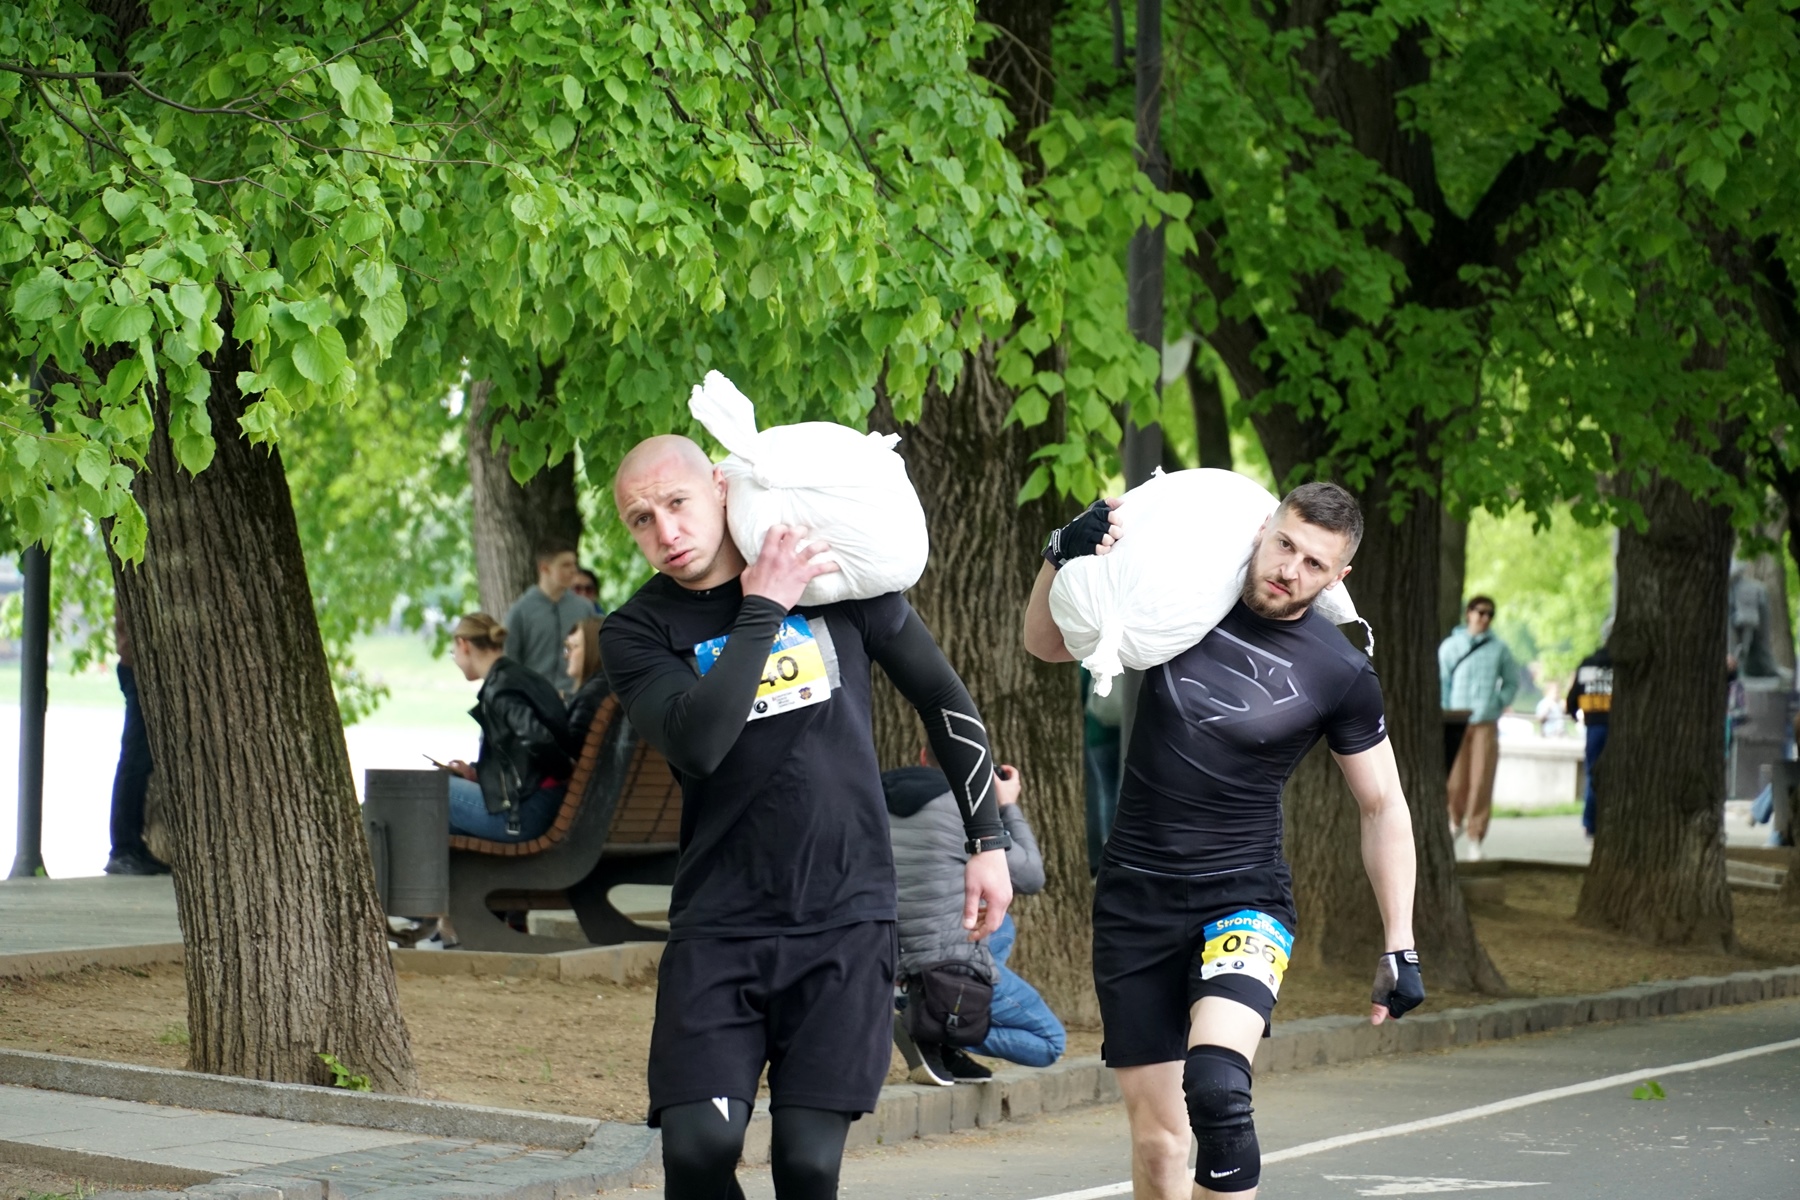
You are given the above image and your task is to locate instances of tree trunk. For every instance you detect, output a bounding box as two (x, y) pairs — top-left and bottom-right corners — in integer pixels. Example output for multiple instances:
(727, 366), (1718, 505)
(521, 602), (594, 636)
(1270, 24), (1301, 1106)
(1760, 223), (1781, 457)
(871, 345), (1097, 1027)
(1187, 353), (1233, 471)
(1276, 462), (1505, 991)
(1576, 470), (1736, 949)
(110, 327), (417, 1090)
(466, 375), (582, 616)
(1438, 507), (1467, 642)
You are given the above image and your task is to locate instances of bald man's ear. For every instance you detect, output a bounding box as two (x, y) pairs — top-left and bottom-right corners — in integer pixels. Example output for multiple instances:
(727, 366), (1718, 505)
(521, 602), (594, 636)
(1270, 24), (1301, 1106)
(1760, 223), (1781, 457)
(712, 465), (728, 500)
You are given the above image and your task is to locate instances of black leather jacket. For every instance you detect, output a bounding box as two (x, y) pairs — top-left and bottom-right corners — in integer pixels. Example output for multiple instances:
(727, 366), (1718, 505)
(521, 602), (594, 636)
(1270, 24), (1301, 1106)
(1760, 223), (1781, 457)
(472, 657), (575, 818)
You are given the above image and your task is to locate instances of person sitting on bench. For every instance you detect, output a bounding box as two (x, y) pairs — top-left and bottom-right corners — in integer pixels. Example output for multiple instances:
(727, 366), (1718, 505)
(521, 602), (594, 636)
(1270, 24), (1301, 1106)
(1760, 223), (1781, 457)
(444, 613), (576, 843)
(563, 615), (611, 744)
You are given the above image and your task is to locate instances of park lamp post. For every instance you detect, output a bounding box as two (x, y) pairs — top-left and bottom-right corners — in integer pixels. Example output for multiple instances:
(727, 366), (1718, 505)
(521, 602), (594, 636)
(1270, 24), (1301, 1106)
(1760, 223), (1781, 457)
(9, 363), (48, 880)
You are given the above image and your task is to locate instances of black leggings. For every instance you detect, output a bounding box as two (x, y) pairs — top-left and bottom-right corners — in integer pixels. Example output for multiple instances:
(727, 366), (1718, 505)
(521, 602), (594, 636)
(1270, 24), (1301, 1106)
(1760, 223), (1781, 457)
(660, 1099), (854, 1200)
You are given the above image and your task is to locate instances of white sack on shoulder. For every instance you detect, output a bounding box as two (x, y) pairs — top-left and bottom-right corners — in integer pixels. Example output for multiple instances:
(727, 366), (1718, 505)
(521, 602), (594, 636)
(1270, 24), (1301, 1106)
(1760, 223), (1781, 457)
(688, 371), (928, 607)
(1048, 468), (1363, 696)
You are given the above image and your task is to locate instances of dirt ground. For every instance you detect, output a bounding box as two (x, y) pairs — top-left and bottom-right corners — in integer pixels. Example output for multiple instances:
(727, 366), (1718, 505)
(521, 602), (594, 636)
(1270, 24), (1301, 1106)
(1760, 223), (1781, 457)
(0, 1160), (173, 1197)
(0, 871), (1795, 1124)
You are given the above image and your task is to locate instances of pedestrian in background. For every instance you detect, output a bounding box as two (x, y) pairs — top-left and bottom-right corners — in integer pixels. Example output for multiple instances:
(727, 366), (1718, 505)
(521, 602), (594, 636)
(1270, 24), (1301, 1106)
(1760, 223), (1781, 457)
(502, 538), (591, 695)
(1439, 595), (1519, 861)
(1566, 626), (1613, 840)
(105, 607), (168, 876)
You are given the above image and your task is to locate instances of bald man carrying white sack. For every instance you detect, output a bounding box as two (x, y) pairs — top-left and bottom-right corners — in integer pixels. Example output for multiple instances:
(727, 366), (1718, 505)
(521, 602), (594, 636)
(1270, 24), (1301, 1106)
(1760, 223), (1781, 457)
(600, 433), (1013, 1200)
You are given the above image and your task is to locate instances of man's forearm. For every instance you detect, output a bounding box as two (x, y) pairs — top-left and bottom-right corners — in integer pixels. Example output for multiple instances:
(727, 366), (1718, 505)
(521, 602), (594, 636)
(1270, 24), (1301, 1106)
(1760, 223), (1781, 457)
(1360, 796), (1417, 950)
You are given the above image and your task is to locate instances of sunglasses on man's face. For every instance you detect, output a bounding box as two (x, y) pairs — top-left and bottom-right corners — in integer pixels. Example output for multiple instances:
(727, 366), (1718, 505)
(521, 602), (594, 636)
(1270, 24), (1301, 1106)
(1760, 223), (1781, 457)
(572, 583), (597, 597)
(1472, 608), (1494, 618)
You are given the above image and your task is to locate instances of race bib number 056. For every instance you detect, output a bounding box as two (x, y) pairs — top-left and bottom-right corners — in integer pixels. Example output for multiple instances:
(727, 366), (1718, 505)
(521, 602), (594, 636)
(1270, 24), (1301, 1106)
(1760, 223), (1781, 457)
(694, 615), (832, 722)
(1198, 909), (1294, 999)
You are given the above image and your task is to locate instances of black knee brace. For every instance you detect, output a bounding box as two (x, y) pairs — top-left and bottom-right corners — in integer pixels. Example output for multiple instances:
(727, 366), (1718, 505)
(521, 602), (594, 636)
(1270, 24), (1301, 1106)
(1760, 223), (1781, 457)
(1184, 1044), (1260, 1193)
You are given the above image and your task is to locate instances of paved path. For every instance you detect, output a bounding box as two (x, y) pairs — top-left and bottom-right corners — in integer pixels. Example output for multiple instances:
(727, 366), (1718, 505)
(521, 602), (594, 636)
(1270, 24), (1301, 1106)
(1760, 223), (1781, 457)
(0, 875), (179, 954)
(0, 1083), (428, 1183)
(724, 997), (1800, 1200)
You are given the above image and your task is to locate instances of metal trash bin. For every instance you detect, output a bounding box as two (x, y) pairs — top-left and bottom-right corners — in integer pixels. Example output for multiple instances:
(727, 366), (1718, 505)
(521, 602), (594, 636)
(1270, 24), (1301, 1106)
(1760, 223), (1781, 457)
(363, 769), (450, 917)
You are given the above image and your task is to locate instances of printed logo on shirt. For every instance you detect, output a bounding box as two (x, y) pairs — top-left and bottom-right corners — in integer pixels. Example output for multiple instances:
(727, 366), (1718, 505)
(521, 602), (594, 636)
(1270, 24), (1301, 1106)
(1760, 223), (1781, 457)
(1169, 628), (1309, 728)
(1198, 909), (1294, 999)
(694, 614), (832, 721)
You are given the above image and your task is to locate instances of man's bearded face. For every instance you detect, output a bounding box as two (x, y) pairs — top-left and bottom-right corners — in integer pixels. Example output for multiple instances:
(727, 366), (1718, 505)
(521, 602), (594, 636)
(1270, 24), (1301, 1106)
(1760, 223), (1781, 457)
(1240, 512), (1352, 620)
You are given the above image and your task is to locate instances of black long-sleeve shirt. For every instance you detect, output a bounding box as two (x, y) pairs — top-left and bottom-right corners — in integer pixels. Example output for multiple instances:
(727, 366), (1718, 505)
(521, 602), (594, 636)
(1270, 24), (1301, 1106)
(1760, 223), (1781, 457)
(600, 575), (1000, 939)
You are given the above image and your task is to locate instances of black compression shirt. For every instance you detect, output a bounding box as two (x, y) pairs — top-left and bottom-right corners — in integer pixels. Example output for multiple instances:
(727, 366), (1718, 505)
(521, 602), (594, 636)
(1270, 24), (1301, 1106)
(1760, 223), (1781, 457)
(599, 574), (1001, 940)
(1106, 600), (1388, 875)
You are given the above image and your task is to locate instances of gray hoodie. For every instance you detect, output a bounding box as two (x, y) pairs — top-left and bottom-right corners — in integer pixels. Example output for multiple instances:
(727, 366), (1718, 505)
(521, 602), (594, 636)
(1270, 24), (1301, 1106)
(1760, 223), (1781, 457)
(882, 767), (1045, 983)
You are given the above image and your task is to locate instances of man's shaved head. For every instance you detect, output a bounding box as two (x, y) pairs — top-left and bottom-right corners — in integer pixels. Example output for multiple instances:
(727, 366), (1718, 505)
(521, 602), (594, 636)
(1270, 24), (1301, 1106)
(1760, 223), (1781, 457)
(612, 435), (715, 510)
(613, 434), (742, 589)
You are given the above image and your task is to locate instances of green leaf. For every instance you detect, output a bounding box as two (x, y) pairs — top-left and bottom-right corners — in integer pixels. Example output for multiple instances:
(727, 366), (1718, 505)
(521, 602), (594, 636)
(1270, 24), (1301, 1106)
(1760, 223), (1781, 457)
(291, 326), (349, 384)
(736, 153), (765, 192)
(75, 442), (112, 489)
(11, 268), (65, 320)
(1016, 464), (1051, 504)
(93, 303), (154, 344)
(360, 289), (407, 350)
(1734, 101), (1766, 137)
(604, 76), (629, 105)
(102, 188), (139, 223)
(325, 60), (364, 105)
(1630, 1080), (1666, 1101)
(449, 43), (475, 73)
(348, 77), (394, 125)
(1690, 157), (1727, 194)
(748, 262), (779, 300)
(561, 76), (584, 110)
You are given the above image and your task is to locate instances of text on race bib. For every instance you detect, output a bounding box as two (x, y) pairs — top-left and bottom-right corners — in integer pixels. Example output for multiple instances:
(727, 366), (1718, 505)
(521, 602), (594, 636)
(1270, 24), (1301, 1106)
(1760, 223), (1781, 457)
(694, 615), (832, 722)
(1198, 909), (1294, 999)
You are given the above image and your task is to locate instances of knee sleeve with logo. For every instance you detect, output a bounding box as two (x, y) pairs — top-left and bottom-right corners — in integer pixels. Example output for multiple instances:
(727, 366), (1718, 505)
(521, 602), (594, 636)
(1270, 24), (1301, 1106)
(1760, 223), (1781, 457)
(1184, 1044), (1260, 1193)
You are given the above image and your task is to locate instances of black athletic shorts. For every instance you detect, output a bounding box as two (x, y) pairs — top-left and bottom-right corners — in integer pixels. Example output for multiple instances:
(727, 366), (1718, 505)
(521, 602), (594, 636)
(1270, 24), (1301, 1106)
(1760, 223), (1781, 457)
(1092, 858), (1298, 1068)
(645, 920), (897, 1125)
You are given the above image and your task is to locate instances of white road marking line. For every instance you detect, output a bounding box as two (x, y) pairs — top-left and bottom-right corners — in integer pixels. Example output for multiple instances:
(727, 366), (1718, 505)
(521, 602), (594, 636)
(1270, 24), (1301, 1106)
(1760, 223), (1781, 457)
(1023, 1036), (1800, 1200)
(1323, 1175), (1546, 1196)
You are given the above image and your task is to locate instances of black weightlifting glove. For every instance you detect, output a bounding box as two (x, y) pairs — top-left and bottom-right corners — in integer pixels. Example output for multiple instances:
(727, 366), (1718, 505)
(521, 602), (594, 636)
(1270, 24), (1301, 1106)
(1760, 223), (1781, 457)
(1043, 500), (1114, 569)
(1372, 949), (1425, 1018)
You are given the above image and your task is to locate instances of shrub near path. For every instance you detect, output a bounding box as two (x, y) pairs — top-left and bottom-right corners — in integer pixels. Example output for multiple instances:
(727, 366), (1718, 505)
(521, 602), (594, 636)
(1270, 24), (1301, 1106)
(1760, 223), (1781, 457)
(0, 871), (1795, 1123)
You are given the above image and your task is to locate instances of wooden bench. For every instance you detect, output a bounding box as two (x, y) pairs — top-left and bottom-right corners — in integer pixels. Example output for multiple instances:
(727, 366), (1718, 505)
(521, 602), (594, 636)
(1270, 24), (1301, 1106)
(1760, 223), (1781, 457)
(439, 694), (683, 952)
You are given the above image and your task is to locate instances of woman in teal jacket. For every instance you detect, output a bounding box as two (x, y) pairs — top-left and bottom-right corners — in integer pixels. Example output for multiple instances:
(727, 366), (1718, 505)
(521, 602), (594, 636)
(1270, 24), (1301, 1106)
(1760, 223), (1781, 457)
(1438, 596), (1520, 860)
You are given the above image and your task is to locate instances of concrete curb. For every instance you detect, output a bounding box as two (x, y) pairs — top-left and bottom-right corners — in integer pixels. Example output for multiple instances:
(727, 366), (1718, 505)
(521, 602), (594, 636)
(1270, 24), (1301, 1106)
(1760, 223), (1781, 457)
(0, 942), (184, 979)
(0, 1049), (601, 1151)
(389, 940), (663, 983)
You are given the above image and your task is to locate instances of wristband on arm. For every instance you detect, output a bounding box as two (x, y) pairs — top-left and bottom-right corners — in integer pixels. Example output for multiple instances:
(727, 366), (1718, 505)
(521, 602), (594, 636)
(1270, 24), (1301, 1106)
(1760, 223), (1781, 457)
(1043, 500), (1114, 569)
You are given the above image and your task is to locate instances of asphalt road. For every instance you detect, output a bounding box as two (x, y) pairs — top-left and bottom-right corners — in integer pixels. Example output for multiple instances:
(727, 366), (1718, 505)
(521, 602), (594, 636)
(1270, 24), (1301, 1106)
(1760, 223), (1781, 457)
(717, 997), (1800, 1199)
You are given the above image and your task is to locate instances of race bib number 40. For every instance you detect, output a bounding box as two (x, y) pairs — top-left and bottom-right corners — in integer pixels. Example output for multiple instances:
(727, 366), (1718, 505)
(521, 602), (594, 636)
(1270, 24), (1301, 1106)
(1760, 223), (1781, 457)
(694, 615), (832, 722)
(1198, 909), (1294, 999)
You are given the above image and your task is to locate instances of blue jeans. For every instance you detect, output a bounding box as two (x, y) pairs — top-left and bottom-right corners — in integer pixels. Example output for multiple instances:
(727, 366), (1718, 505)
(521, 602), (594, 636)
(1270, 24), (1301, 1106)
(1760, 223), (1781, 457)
(1582, 722), (1609, 837)
(447, 776), (561, 842)
(972, 916), (1066, 1068)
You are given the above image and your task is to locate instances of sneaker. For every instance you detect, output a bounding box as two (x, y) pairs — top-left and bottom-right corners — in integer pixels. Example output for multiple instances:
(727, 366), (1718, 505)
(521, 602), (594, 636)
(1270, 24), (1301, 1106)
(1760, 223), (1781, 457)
(104, 848), (171, 876)
(941, 1047), (993, 1081)
(892, 1013), (954, 1087)
(1465, 839), (1483, 863)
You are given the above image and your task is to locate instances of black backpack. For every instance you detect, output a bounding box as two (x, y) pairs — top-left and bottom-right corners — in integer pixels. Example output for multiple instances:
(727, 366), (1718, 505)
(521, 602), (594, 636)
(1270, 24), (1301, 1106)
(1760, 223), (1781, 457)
(903, 962), (993, 1047)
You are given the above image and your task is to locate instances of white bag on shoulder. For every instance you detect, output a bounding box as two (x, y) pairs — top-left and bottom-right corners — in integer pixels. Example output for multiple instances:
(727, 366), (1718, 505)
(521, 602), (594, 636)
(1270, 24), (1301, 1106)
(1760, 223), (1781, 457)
(1048, 468), (1364, 696)
(688, 371), (929, 607)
